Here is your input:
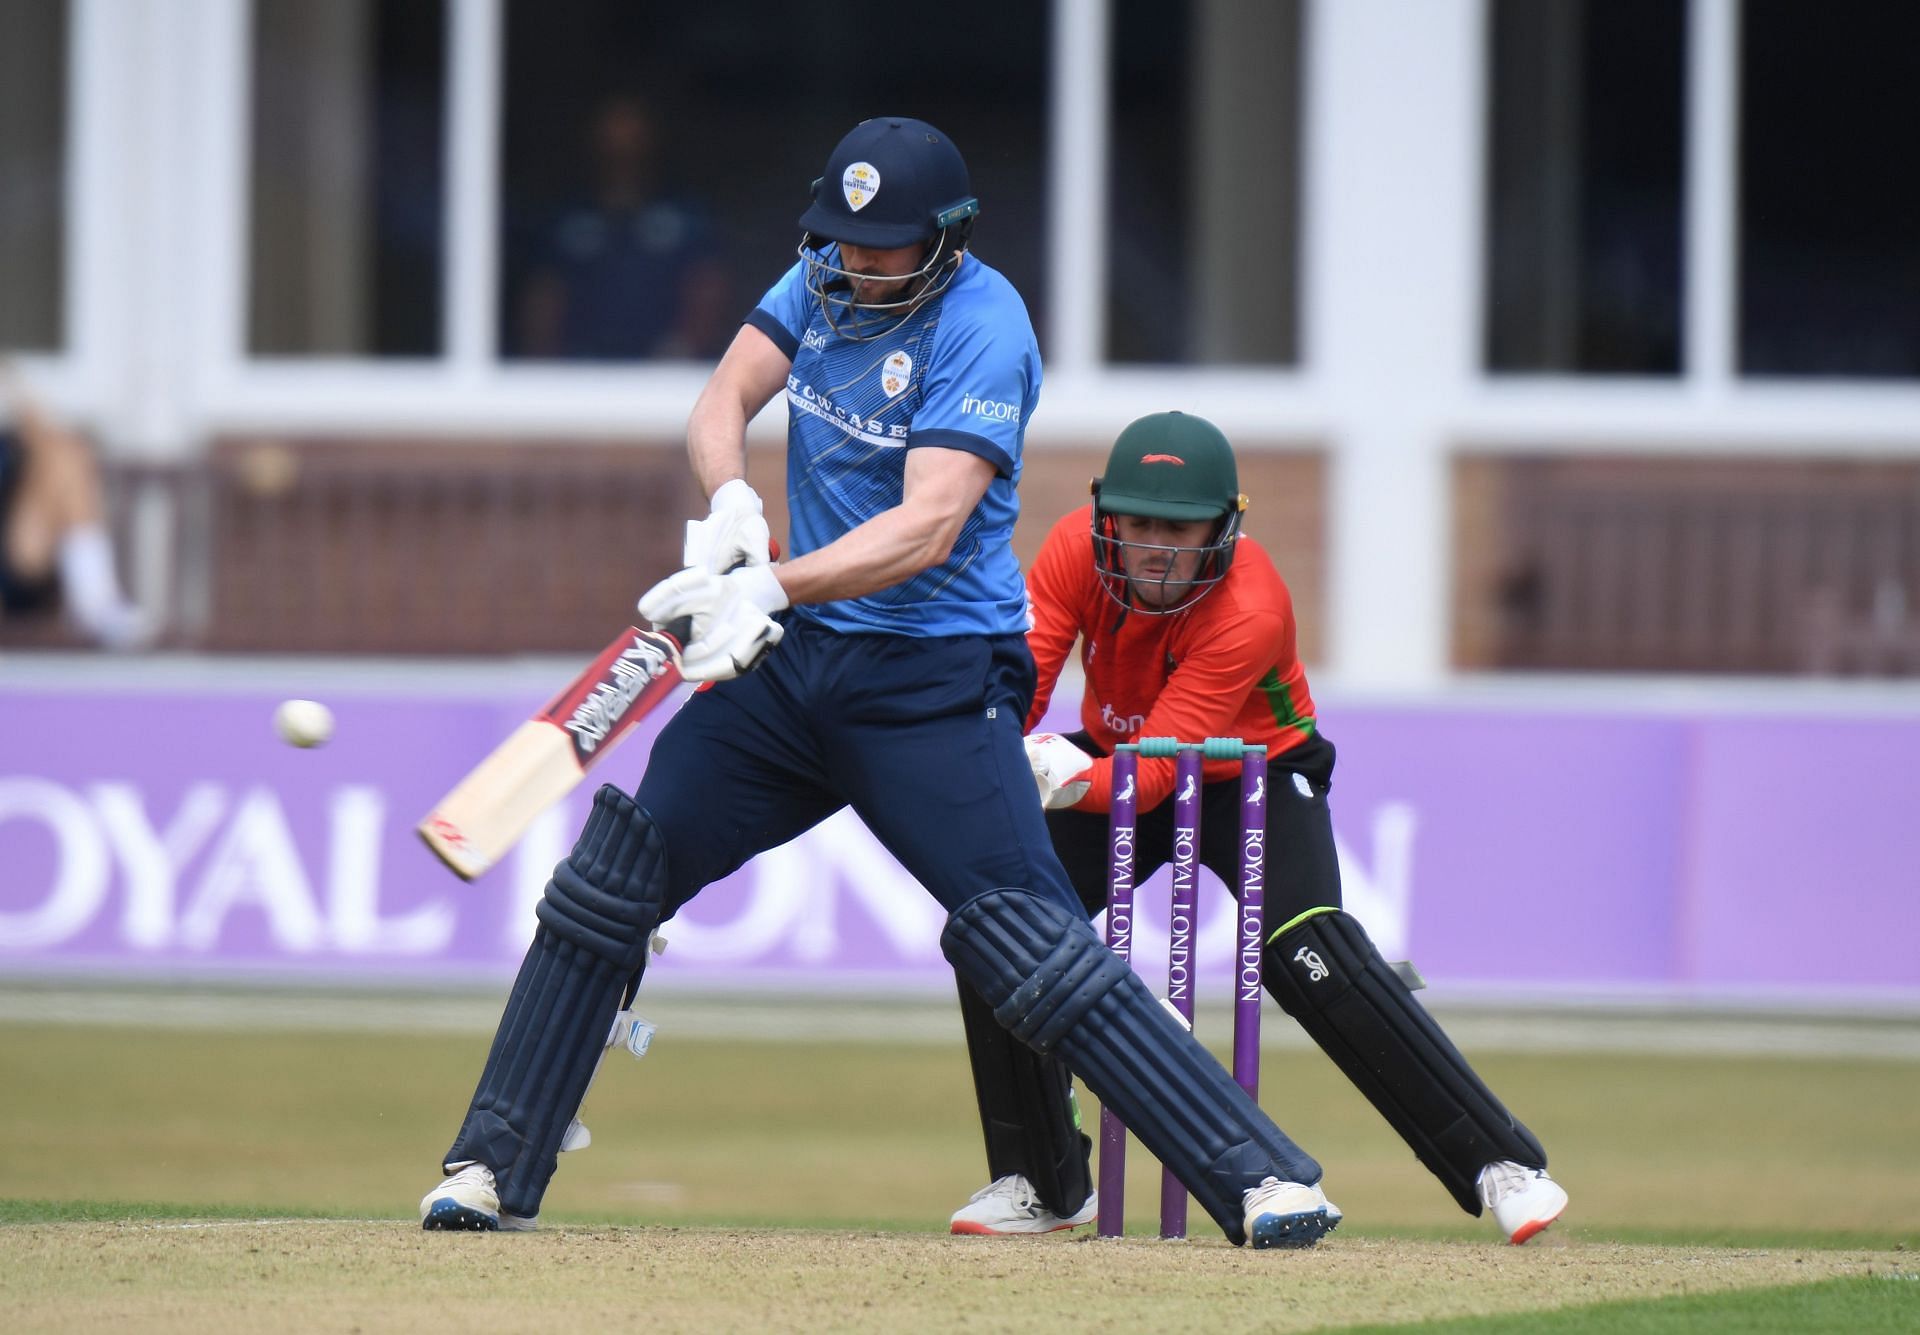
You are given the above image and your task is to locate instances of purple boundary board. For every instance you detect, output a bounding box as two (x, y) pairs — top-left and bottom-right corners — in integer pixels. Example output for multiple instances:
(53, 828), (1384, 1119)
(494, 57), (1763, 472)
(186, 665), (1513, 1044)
(3, 684), (1916, 1000)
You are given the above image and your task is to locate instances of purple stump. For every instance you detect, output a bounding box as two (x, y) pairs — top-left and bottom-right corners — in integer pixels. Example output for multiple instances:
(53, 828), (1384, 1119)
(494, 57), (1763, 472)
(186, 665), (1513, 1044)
(1233, 749), (1267, 1100)
(1160, 745), (1204, 1239)
(1096, 747), (1139, 1238)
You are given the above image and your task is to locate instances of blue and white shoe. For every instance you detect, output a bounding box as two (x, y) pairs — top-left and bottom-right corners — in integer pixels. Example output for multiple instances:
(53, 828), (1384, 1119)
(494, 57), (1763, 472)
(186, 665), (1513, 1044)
(1242, 1177), (1340, 1249)
(419, 1162), (537, 1232)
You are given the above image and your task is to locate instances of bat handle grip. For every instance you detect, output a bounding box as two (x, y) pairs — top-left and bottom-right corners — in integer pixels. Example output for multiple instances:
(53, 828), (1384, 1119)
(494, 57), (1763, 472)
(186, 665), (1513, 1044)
(652, 542), (777, 651)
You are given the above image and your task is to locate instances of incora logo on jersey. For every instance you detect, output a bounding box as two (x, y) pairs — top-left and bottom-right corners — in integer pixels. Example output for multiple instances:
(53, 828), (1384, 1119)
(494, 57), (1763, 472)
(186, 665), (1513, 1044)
(960, 394), (1021, 422)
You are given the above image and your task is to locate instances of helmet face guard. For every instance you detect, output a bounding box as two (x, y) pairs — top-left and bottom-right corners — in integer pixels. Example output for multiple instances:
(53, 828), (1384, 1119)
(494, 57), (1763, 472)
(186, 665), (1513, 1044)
(797, 202), (977, 342)
(1091, 500), (1243, 616)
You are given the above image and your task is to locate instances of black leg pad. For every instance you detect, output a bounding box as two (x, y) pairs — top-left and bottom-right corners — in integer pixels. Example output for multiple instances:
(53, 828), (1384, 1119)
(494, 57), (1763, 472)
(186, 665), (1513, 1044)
(1266, 910), (1545, 1214)
(535, 788), (669, 970)
(443, 785), (667, 1217)
(943, 889), (1321, 1245)
(956, 975), (1093, 1217)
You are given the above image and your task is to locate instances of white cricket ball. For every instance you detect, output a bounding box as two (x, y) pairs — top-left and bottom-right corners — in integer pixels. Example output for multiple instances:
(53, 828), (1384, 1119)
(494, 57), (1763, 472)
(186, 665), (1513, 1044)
(274, 698), (334, 748)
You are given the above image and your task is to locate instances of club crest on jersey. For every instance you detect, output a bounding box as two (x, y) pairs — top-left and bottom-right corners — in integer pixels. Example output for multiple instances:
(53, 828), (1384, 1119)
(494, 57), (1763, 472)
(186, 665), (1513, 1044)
(880, 349), (913, 397)
(842, 162), (880, 211)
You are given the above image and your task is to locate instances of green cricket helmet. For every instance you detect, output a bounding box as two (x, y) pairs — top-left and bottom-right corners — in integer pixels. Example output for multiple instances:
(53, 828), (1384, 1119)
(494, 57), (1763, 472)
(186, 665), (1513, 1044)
(1091, 411), (1248, 615)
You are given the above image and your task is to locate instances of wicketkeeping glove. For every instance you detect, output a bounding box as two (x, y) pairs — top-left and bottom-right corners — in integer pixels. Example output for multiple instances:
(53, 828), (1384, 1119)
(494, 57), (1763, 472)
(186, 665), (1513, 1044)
(639, 562), (789, 682)
(682, 478), (773, 575)
(1025, 732), (1095, 809)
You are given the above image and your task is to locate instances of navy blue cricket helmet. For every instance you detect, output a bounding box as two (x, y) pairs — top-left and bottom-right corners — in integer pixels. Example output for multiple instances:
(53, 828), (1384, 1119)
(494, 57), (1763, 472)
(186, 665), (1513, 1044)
(796, 117), (979, 340)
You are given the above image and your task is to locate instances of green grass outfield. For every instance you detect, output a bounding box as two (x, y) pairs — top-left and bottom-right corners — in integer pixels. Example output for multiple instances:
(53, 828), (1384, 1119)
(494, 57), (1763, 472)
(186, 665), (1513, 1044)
(1, 995), (1915, 1331)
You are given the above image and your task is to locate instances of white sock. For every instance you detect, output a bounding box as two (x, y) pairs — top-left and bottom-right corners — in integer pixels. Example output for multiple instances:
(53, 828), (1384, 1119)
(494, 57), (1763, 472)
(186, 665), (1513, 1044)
(57, 525), (148, 646)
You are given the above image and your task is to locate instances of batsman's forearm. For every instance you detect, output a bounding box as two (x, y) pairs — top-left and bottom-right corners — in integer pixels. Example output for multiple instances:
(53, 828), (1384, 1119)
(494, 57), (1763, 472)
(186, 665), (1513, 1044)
(685, 396), (750, 501)
(682, 323), (793, 500)
(774, 503), (960, 604)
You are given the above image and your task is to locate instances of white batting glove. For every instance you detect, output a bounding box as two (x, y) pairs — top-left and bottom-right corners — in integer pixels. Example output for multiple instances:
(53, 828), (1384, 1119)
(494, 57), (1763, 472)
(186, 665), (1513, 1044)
(683, 478), (773, 575)
(1025, 732), (1094, 810)
(639, 562), (789, 682)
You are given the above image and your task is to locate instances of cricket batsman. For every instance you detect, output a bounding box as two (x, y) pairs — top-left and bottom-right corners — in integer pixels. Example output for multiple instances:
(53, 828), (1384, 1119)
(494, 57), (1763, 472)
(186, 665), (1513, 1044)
(947, 411), (1570, 1244)
(421, 120), (1343, 1248)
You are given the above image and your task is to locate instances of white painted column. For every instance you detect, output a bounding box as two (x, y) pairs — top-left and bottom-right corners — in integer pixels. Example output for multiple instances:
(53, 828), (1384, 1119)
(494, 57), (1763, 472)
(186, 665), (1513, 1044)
(70, 0), (247, 461)
(1304, 0), (1483, 688)
(1685, 0), (1738, 391)
(1046, 0), (1109, 378)
(445, 0), (502, 378)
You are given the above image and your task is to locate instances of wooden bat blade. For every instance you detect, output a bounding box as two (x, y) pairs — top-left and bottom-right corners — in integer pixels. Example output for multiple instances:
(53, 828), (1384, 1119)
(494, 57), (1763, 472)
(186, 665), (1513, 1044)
(417, 625), (686, 880)
(418, 719), (585, 880)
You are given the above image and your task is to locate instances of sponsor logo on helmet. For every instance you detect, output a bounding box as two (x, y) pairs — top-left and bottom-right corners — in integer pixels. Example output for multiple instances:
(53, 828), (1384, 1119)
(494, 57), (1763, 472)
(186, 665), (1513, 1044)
(880, 349), (913, 397)
(961, 394), (1021, 422)
(842, 162), (880, 211)
(1140, 453), (1186, 465)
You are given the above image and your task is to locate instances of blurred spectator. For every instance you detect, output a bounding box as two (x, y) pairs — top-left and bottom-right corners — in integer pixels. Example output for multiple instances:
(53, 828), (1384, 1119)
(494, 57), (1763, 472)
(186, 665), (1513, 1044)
(516, 93), (732, 361)
(0, 362), (153, 649)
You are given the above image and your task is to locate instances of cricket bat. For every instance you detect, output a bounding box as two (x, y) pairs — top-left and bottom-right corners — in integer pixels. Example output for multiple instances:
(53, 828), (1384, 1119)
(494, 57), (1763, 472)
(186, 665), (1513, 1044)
(417, 617), (696, 880)
(419, 541), (778, 880)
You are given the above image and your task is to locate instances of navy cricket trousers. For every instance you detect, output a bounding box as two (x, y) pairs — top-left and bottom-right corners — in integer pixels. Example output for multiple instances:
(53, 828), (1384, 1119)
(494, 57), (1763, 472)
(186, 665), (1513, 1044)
(634, 614), (1081, 921)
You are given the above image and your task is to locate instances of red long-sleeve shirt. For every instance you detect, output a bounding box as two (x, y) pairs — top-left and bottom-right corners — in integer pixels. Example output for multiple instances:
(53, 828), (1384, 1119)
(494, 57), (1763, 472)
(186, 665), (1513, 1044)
(1024, 505), (1319, 813)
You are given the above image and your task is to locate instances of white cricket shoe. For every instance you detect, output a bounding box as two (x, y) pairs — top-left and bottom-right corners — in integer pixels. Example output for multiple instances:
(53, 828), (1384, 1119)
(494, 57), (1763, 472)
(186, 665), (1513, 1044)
(949, 1174), (1099, 1235)
(1478, 1161), (1568, 1245)
(419, 1162), (538, 1232)
(1242, 1177), (1340, 1249)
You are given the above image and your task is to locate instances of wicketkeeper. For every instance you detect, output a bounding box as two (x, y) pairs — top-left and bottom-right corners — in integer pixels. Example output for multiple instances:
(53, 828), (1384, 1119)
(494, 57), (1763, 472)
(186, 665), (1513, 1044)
(420, 121), (1341, 1248)
(946, 411), (1569, 1244)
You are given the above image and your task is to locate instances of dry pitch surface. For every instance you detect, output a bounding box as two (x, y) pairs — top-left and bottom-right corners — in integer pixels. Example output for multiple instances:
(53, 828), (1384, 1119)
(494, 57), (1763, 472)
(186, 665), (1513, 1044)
(4, 1000), (1916, 1330)
(1, 1222), (1908, 1334)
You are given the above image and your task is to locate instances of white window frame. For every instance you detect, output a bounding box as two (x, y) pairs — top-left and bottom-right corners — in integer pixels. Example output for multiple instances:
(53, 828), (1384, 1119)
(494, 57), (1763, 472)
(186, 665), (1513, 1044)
(46, 0), (1920, 448)
(38, 0), (1920, 684)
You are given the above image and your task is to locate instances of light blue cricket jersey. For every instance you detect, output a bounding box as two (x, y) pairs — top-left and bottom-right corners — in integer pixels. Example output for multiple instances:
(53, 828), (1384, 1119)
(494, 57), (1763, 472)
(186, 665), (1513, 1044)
(744, 250), (1041, 637)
